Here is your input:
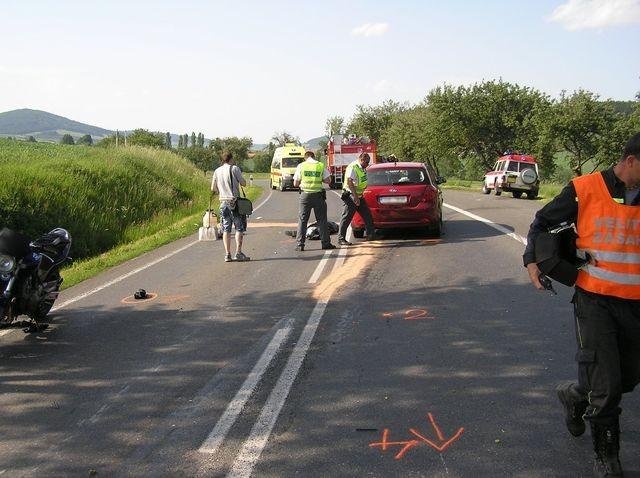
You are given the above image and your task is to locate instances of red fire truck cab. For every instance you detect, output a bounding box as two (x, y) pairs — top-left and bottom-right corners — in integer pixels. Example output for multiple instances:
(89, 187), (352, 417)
(326, 135), (378, 189)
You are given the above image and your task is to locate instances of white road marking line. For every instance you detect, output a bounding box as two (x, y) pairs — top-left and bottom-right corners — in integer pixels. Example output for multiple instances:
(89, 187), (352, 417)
(227, 300), (328, 478)
(443, 202), (527, 245)
(308, 251), (333, 284)
(198, 327), (291, 455)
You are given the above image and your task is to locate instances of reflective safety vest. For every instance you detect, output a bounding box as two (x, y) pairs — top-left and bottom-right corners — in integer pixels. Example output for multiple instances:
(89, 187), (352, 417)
(299, 160), (325, 192)
(343, 160), (368, 196)
(573, 172), (640, 299)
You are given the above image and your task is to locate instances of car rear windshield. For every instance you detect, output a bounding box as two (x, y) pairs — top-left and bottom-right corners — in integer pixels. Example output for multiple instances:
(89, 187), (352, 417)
(368, 168), (430, 186)
(507, 161), (535, 172)
(282, 157), (304, 168)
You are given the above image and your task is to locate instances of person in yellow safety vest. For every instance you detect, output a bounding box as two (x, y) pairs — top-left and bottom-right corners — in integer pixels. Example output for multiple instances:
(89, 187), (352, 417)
(524, 132), (640, 478)
(338, 152), (375, 245)
(292, 151), (336, 252)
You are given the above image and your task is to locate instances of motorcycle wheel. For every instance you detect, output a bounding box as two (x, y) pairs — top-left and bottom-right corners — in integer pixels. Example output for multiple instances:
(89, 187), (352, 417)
(32, 271), (61, 322)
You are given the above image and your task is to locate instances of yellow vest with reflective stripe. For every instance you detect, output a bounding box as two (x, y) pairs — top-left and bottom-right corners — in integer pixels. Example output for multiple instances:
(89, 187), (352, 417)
(343, 161), (368, 196)
(299, 161), (325, 192)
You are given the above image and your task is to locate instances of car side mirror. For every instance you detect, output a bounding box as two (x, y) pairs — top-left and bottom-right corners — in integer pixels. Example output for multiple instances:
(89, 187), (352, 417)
(436, 176), (446, 184)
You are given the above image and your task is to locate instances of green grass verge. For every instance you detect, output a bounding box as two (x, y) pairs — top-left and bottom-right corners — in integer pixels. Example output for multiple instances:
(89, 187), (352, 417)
(441, 178), (564, 201)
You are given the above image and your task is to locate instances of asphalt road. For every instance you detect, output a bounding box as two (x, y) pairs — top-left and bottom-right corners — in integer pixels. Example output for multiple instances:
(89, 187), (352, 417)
(0, 181), (638, 477)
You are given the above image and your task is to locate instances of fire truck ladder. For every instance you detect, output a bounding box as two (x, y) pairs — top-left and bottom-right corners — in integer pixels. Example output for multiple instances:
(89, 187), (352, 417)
(333, 167), (343, 187)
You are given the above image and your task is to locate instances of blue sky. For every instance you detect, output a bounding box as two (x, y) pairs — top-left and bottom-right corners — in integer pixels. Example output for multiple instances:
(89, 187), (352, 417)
(1, 0), (638, 143)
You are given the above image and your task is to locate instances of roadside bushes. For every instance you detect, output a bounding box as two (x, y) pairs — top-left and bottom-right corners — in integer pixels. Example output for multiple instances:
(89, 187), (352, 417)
(0, 140), (209, 258)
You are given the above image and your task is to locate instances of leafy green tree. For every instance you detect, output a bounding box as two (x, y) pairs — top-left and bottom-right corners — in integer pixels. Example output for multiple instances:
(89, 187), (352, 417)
(60, 134), (75, 145)
(178, 146), (216, 173)
(549, 90), (620, 176)
(165, 132), (172, 149)
(325, 116), (345, 136)
(126, 129), (167, 148)
(347, 100), (408, 142)
(424, 81), (552, 172)
(208, 136), (253, 169)
(190, 132), (196, 148)
(252, 151), (272, 172)
(27, 135), (37, 142)
(97, 132), (125, 147)
(197, 132), (205, 148)
(271, 131), (299, 146)
(177, 135), (183, 148)
(77, 134), (93, 146)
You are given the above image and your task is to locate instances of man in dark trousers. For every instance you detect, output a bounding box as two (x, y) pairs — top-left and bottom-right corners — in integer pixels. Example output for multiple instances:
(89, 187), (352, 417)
(338, 152), (375, 245)
(292, 151), (336, 252)
(524, 132), (640, 477)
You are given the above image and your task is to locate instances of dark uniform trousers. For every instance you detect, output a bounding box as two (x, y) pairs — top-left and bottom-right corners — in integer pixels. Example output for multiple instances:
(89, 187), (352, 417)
(297, 191), (330, 247)
(338, 193), (375, 240)
(573, 287), (640, 425)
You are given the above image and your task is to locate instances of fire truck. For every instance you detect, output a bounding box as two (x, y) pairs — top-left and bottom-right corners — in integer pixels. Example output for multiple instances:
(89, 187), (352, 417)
(326, 135), (378, 189)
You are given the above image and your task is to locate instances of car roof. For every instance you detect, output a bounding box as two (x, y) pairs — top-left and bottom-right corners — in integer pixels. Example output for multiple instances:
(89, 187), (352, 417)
(498, 154), (537, 163)
(369, 162), (425, 170)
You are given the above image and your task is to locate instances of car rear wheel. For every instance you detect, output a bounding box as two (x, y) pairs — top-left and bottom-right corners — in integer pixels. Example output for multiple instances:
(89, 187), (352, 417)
(512, 191), (523, 199)
(526, 189), (538, 199)
(353, 229), (364, 238)
(482, 181), (490, 194)
(279, 180), (285, 192)
(270, 179), (276, 190)
(494, 180), (502, 196)
(427, 216), (443, 238)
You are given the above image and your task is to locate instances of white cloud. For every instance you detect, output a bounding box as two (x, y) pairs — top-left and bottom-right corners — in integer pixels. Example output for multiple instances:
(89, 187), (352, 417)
(549, 0), (640, 30)
(351, 22), (389, 37)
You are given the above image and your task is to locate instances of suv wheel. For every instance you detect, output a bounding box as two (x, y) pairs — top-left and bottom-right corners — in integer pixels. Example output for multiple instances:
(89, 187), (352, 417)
(482, 181), (491, 194)
(526, 189), (538, 200)
(512, 191), (523, 199)
(494, 180), (502, 196)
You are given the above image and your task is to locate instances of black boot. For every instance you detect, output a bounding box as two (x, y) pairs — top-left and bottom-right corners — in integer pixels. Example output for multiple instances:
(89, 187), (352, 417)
(557, 381), (588, 436)
(591, 422), (623, 477)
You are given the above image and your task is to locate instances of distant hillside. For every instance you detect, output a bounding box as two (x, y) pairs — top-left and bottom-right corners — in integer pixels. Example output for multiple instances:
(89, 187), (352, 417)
(0, 109), (113, 142)
(304, 135), (328, 150)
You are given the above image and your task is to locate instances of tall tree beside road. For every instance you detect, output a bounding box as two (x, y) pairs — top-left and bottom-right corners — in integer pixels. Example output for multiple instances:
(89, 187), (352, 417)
(347, 100), (407, 142)
(425, 81), (552, 172)
(177, 136), (184, 149)
(271, 131), (299, 146)
(60, 134), (75, 145)
(549, 90), (620, 176)
(27, 135), (36, 142)
(77, 134), (93, 146)
(197, 133), (205, 148)
(165, 132), (172, 149)
(126, 129), (167, 149)
(190, 132), (196, 148)
(380, 105), (451, 173)
(325, 115), (345, 136)
(208, 136), (253, 170)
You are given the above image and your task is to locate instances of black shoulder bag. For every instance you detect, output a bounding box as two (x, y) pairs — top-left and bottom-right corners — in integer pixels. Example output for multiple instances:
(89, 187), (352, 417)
(230, 166), (253, 216)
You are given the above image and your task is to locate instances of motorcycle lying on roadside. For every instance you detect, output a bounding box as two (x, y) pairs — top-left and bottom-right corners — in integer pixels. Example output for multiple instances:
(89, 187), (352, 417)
(0, 227), (72, 332)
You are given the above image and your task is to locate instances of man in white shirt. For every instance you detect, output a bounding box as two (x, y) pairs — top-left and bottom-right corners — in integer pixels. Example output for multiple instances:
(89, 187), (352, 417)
(212, 152), (250, 262)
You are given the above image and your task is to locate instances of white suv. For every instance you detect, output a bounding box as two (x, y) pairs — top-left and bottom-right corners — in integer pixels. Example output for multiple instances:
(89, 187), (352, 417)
(482, 154), (539, 199)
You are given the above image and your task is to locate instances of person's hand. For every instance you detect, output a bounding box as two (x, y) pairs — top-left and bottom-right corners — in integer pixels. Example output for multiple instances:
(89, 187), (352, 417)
(526, 262), (545, 290)
(353, 196), (360, 206)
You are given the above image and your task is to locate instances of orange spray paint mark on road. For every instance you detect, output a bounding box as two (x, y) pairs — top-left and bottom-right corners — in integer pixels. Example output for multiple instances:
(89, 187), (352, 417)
(313, 242), (382, 302)
(381, 309), (435, 320)
(369, 413), (464, 459)
(121, 293), (158, 304)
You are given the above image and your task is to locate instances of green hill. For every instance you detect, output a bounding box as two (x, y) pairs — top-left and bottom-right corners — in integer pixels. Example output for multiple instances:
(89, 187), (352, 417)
(0, 108), (114, 142)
